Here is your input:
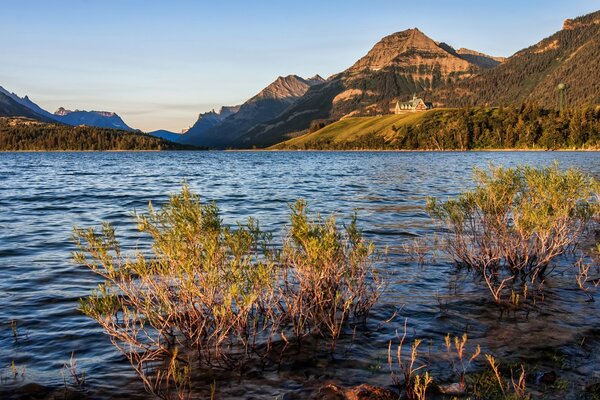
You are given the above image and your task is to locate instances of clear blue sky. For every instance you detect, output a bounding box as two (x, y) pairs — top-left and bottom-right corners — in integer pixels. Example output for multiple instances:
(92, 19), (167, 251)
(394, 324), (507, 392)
(1, 0), (598, 132)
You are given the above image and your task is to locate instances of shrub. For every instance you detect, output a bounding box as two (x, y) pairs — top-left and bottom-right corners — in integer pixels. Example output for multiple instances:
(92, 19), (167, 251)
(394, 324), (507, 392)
(73, 185), (381, 398)
(280, 200), (382, 348)
(427, 163), (599, 304)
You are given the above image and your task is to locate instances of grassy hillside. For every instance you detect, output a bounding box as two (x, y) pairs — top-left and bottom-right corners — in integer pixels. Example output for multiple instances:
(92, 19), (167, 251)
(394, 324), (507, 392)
(272, 106), (600, 150)
(271, 112), (430, 149)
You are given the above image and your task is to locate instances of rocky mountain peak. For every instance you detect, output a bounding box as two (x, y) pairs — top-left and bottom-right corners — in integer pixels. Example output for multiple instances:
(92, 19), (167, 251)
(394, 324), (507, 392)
(54, 107), (71, 116)
(348, 28), (468, 72)
(307, 74), (326, 85)
(251, 75), (314, 102)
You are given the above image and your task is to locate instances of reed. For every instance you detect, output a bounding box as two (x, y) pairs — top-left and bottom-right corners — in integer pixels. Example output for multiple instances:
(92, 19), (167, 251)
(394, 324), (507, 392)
(485, 355), (529, 400)
(387, 320), (431, 400)
(444, 333), (480, 387)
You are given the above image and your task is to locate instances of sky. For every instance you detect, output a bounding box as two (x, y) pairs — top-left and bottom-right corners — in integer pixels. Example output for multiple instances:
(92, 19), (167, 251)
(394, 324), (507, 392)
(1, 0), (598, 132)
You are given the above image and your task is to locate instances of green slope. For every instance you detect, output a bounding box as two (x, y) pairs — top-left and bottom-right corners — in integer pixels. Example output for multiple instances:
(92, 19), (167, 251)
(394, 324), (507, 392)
(270, 106), (600, 150)
(271, 111), (434, 149)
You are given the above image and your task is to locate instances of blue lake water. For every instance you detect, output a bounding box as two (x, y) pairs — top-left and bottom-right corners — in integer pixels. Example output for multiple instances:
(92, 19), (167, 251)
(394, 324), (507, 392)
(0, 151), (598, 399)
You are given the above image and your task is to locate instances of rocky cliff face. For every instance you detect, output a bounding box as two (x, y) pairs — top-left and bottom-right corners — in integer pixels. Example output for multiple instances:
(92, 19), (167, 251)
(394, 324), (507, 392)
(347, 28), (475, 76)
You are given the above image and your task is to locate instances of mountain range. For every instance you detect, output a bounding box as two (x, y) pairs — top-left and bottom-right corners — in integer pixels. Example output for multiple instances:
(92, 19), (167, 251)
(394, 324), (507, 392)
(236, 28), (504, 148)
(179, 74), (324, 147)
(0, 86), (133, 130)
(1, 9), (599, 149)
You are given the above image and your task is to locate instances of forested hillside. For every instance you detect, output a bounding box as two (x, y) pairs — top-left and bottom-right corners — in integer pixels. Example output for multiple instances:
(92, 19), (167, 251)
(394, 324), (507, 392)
(0, 118), (194, 151)
(428, 11), (600, 108)
(273, 106), (600, 150)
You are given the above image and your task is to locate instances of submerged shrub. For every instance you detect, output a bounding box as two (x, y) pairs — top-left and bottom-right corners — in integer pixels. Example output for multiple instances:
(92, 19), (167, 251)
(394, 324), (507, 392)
(427, 163), (599, 304)
(73, 185), (381, 398)
(74, 186), (278, 397)
(280, 200), (382, 347)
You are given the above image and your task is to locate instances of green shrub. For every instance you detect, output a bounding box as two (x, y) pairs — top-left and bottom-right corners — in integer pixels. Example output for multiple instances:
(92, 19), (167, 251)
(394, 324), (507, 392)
(73, 185), (381, 398)
(427, 163), (599, 304)
(281, 200), (382, 347)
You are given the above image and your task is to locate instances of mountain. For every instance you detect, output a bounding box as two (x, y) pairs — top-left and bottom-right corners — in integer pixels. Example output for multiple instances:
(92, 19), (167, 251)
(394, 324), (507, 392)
(455, 48), (506, 69)
(0, 85), (135, 130)
(53, 107), (133, 130)
(0, 91), (54, 121)
(428, 10), (600, 107)
(235, 28), (498, 148)
(180, 75), (324, 147)
(148, 129), (185, 142)
(0, 94), (42, 120)
(176, 105), (240, 145)
(0, 86), (57, 120)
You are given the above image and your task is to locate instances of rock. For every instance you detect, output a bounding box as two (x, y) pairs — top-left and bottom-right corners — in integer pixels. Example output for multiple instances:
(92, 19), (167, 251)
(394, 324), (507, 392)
(585, 381), (600, 394)
(344, 384), (397, 400)
(312, 384), (397, 400)
(314, 384), (346, 400)
(438, 382), (467, 396)
(538, 371), (557, 385)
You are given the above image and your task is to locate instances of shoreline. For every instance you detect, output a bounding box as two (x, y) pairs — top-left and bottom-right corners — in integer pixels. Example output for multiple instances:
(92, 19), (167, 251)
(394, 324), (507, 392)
(2, 148), (599, 153)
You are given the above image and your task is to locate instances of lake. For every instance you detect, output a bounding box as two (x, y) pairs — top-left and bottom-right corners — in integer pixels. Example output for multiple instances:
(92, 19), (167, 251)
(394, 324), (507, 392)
(0, 151), (599, 399)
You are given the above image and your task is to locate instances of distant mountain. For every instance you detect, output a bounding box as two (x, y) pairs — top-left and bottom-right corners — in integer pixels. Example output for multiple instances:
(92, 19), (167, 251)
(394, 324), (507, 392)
(53, 107), (133, 130)
(0, 86), (56, 120)
(148, 129), (185, 142)
(0, 85), (135, 130)
(428, 10), (600, 107)
(0, 91), (49, 121)
(180, 75), (324, 147)
(236, 28), (497, 148)
(176, 105), (240, 145)
(434, 44), (506, 69)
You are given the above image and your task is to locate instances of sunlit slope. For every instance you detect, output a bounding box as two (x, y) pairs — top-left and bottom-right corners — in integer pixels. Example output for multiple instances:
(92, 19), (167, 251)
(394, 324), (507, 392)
(271, 111), (433, 149)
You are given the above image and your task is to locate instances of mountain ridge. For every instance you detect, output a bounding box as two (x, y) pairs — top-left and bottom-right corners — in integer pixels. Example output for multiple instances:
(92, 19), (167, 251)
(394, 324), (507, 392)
(233, 28), (496, 148)
(180, 74), (324, 147)
(427, 11), (600, 107)
(0, 85), (134, 130)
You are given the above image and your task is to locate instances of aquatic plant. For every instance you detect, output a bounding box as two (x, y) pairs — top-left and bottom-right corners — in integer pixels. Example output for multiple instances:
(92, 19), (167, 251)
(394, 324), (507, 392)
(444, 333), (481, 387)
(61, 352), (86, 391)
(280, 200), (382, 349)
(427, 162), (599, 304)
(73, 185), (381, 399)
(74, 186), (279, 398)
(485, 355), (530, 400)
(387, 320), (431, 400)
(575, 258), (600, 301)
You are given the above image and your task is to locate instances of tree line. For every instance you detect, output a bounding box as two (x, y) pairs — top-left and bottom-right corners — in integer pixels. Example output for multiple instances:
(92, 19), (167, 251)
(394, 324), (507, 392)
(290, 105), (600, 150)
(0, 119), (197, 151)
